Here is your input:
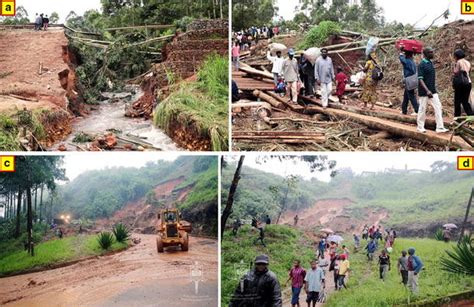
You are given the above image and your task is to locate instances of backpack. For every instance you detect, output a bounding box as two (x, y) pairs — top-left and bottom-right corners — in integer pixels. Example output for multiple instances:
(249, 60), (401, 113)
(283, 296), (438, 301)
(371, 58), (384, 81)
(453, 70), (470, 88)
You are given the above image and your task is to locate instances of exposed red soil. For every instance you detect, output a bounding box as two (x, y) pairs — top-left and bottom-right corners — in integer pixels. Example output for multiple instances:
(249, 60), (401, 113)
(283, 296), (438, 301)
(154, 177), (185, 198)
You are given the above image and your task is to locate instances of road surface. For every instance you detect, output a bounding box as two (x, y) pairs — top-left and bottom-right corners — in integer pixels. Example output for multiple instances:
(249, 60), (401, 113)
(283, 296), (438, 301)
(0, 234), (217, 306)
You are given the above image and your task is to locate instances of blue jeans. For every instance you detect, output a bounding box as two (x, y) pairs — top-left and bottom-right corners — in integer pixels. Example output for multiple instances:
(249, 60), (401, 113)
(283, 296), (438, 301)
(402, 89), (419, 114)
(291, 286), (302, 305)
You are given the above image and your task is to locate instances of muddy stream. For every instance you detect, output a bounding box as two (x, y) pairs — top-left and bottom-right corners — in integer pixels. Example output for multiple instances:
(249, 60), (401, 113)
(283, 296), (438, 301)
(49, 86), (179, 151)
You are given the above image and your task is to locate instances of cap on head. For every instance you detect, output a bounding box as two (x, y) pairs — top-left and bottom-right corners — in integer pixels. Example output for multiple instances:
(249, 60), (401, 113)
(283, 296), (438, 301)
(288, 49), (295, 56)
(255, 254), (269, 264)
(454, 49), (466, 59)
(339, 254), (346, 260)
(408, 248), (415, 255)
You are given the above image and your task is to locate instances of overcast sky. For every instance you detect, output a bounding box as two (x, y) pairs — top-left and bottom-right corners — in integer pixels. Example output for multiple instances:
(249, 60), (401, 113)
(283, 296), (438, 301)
(233, 152), (459, 182)
(276, 0), (474, 27)
(17, 0), (101, 23)
(62, 153), (179, 181)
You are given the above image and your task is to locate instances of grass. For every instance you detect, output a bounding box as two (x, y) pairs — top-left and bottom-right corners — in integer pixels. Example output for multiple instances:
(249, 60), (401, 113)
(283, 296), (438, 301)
(221, 224), (315, 306)
(0, 234), (128, 276)
(325, 238), (474, 306)
(0, 114), (20, 151)
(154, 54), (228, 151)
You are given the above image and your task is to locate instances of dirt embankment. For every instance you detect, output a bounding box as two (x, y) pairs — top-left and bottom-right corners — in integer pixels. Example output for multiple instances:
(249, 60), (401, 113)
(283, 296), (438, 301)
(281, 198), (388, 241)
(0, 28), (86, 146)
(95, 177), (217, 237)
(0, 234), (218, 307)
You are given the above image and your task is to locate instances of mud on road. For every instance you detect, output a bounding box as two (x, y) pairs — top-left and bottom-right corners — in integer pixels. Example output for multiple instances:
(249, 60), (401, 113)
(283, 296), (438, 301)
(0, 234), (218, 307)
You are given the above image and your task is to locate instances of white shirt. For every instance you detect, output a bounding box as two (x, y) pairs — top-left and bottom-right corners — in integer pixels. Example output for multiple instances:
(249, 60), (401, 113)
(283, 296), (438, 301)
(267, 51), (285, 74)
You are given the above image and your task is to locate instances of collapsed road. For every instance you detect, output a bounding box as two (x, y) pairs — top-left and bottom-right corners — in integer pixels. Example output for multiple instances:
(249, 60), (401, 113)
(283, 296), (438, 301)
(0, 234), (218, 307)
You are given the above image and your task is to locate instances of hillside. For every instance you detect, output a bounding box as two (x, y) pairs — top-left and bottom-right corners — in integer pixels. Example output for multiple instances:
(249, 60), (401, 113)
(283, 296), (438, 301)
(58, 156), (218, 236)
(222, 162), (474, 235)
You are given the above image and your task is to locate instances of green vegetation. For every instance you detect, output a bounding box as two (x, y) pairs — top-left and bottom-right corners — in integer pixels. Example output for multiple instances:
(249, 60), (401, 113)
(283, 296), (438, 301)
(112, 224), (130, 243)
(0, 114), (20, 151)
(232, 0), (276, 30)
(434, 229), (444, 241)
(154, 54), (229, 151)
(299, 21), (341, 49)
(62, 1), (228, 104)
(326, 238), (474, 306)
(97, 231), (114, 250)
(221, 225), (314, 305)
(224, 161), (474, 229)
(441, 238), (474, 276)
(0, 234), (128, 276)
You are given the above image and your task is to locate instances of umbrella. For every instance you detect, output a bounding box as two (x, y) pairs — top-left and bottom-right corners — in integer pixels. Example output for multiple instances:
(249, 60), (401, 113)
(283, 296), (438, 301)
(320, 228), (334, 234)
(443, 223), (458, 229)
(327, 235), (343, 243)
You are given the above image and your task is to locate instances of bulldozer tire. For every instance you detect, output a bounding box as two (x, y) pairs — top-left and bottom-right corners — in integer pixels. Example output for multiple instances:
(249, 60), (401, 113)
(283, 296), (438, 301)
(181, 233), (189, 251)
(157, 236), (164, 253)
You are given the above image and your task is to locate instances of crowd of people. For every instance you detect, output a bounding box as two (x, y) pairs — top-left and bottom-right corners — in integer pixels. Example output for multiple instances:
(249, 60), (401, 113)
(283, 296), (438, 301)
(34, 13), (50, 31)
(232, 30), (473, 133)
(229, 222), (426, 307)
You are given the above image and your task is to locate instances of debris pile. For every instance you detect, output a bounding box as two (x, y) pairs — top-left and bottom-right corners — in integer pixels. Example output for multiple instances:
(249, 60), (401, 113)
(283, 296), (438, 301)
(128, 19), (229, 118)
(232, 21), (474, 151)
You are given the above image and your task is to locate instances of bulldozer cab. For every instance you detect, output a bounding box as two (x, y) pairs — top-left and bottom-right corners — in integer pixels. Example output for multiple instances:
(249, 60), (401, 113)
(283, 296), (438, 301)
(156, 208), (190, 253)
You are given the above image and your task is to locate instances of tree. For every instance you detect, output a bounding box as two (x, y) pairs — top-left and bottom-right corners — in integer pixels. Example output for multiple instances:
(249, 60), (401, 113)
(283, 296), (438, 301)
(49, 12), (60, 24)
(221, 156), (245, 238)
(459, 188), (474, 243)
(232, 0), (276, 30)
(276, 175), (299, 224)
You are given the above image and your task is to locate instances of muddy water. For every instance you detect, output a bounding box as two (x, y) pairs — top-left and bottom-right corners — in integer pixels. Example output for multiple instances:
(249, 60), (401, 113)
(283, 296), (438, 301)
(0, 234), (218, 306)
(51, 87), (179, 151)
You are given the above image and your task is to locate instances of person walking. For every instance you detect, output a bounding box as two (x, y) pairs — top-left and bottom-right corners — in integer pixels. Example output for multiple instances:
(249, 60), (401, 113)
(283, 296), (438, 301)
(353, 234), (360, 250)
(378, 249), (391, 281)
(34, 13), (42, 31)
(304, 260), (325, 307)
(230, 254), (282, 307)
(286, 260), (306, 307)
(407, 248), (424, 294)
(397, 250), (409, 286)
(294, 214), (299, 226)
(265, 215), (271, 225)
(232, 41), (240, 71)
(335, 66), (348, 102)
(362, 225), (369, 240)
(267, 50), (285, 86)
(301, 55), (315, 97)
(232, 218), (242, 236)
(254, 226), (266, 247)
(417, 47), (449, 133)
(452, 49), (473, 117)
(314, 48), (335, 108)
(282, 49), (300, 104)
(399, 50), (419, 115)
(318, 239), (326, 259)
(366, 239), (377, 261)
(337, 254), (350, 290)
(361, 52), (380, 109)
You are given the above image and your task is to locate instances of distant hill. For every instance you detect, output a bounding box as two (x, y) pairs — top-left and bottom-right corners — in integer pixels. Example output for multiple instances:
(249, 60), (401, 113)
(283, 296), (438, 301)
(222, 162), (473, 234)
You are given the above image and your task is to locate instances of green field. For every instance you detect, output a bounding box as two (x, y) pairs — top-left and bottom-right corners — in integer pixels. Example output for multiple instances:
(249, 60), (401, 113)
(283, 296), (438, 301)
(0, 234), (128, 276)
(221, 224), (315, 306)
(326, 238), (474, 306)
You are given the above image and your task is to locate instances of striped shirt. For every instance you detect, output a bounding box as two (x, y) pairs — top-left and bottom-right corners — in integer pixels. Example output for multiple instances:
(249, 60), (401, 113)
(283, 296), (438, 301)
(418, 58), (437, 96)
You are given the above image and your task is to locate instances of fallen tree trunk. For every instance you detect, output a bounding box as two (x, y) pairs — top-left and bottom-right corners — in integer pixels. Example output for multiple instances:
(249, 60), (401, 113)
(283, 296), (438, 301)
(301, 96), (447, 129)
(253, 90), (283, 108)
(240, 66), (274, 80)
(301, 104), (470, 149)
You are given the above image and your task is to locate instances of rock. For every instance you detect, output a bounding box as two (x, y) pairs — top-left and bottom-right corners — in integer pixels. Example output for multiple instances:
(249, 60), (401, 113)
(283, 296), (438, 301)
(137, 146), (145, 151)
(58, 144), (67, 151)
(105, 133), (117, 149)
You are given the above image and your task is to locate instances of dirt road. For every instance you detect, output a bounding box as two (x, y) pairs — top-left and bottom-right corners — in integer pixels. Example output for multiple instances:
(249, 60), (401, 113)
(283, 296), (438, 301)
(0, 234), (217, 306)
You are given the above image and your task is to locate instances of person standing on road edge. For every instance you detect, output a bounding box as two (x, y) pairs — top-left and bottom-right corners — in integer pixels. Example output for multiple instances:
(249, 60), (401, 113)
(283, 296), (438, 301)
(407, 247), (424, 294)
(286, 260), (306, 307)
(232, 41), (240, 71)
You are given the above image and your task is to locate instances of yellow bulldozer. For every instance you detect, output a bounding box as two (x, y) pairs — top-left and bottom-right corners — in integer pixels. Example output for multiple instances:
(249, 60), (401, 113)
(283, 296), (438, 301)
(156, 208), (191, 253)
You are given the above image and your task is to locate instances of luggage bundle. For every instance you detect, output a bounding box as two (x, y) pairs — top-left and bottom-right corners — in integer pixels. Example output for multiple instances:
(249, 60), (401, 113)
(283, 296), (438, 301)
(396, 39), (424, 54)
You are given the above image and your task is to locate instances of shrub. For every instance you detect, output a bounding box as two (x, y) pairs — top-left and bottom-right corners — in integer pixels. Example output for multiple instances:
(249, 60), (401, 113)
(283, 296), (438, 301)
(434, 228), (444, 241)
(97, 231), (114, 250)
(440, 238), (474, 275)
(112, 224), (130, 243)
(299, 21), (341, 49)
